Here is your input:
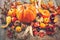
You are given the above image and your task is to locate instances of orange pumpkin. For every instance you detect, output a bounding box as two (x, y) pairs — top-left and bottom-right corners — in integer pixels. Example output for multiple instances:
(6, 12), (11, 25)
(16, 4), (36, 23)
(8, 8), (16, 17)
(43, 18), (50, 23)
(40, 23), (46, 28)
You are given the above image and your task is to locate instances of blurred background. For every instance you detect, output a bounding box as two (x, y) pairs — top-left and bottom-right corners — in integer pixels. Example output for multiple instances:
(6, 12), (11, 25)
(0, 0), (60, 40)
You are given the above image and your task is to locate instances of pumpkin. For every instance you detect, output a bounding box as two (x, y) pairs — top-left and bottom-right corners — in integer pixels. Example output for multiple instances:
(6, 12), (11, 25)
(43, 18), (50, 23)
(40, 23), (46, 28)
(16, 4), (36, 23)
(15, 26), (21, 32)
(8, 8), (16, 17)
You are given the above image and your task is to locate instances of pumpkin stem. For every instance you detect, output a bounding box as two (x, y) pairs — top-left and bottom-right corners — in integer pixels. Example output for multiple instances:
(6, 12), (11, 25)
(24, 6), (26, 9)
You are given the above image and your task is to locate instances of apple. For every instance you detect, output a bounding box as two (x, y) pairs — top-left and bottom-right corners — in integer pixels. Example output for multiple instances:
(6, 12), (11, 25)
(39, 30), (45, 37)
(12, 17), (17, 22)
(33, 22), (39, 28)
(33, 30), (38, 36)
(39, 32), (45, 37)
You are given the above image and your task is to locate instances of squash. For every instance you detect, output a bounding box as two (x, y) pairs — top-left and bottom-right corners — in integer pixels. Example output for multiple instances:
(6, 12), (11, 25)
(42, 10), (50, 18)
(16, 4), (36, 23)
(6, 16), (12, 24)
(39, 9), (50, 18)
(2, 16), (12, 28)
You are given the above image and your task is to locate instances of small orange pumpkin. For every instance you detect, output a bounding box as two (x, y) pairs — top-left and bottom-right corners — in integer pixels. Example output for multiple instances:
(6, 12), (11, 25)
(8, 8), (16, 17)
(40, 23), (46, 28)
(16, 4), (36, 23)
